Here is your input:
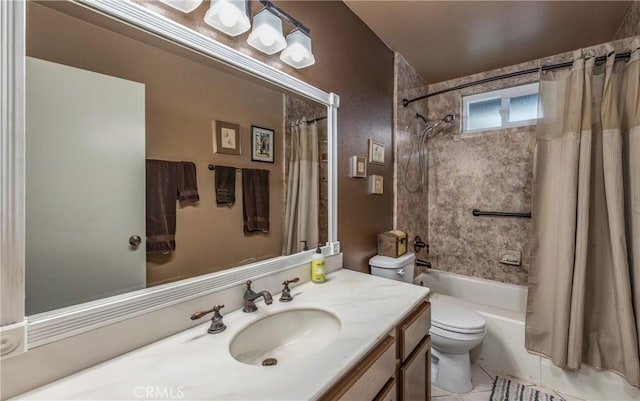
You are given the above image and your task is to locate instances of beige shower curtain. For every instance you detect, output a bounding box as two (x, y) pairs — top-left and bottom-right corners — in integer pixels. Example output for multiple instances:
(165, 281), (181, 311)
(526, 39), (640, 386)
(282, 120), (319, 255)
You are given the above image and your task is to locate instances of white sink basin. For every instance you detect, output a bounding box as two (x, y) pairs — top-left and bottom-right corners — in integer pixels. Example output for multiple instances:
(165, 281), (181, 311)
(229, 308), (341, 366)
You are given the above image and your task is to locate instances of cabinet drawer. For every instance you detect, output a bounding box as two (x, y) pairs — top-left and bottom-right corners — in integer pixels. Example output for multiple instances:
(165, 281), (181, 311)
(320, 336), (396, 401)
(373, 378), (396, 401)
(397, 300), (430, 362)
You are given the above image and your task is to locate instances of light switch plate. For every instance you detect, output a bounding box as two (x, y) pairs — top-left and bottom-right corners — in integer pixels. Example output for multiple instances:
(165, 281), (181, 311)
(368, 175), (383, 194)
(499, 249), (521, 266)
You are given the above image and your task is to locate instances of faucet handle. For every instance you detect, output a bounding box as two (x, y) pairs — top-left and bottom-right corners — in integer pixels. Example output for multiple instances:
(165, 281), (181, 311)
(190, 305), (226, 334)
(190, 304), (224, 320)
(283, 277), (300, 286)
(212, 304), (224, 313)
(244, 280), (256, 298)
(279, 277), (300, 303)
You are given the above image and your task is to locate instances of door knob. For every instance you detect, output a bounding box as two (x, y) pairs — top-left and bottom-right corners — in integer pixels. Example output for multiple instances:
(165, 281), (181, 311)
(129, 235), (142, 247)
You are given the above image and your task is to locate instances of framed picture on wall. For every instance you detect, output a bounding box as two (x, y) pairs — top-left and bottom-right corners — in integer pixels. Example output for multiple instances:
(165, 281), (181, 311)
(368, 139), (385, 165)
(251, 125), (275, 163)
(213, 120), (241, 155)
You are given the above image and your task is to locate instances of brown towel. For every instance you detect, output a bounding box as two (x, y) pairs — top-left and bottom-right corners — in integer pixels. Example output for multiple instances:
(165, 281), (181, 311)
(242, 169), (269, 233)
(177, 161), (199, 202)
(146, 159), (177, 253)
(215, 165), (236, 206)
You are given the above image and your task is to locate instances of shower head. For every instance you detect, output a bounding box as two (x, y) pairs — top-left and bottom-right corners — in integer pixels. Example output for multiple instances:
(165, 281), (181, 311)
(420, 113), (455, 136)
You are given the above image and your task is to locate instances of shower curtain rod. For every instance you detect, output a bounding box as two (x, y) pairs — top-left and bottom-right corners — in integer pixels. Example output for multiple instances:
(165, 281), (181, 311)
(306, 116), (326, 123)
(402, 51), (632, 107)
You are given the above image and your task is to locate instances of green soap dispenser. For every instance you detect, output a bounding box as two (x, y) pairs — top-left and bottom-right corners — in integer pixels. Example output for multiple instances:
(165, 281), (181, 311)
(311, 243), (326, 283)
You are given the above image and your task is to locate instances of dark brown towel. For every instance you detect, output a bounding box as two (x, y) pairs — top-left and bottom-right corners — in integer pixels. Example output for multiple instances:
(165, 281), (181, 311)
(215, 165), (236, 206)
(146, 159), (177, 253)
(177, 161), (199, 202)
(242, 169), (269, 233)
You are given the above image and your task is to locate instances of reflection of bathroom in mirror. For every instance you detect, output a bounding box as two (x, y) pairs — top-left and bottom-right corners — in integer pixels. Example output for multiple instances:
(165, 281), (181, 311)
(24, 1), (328, 316)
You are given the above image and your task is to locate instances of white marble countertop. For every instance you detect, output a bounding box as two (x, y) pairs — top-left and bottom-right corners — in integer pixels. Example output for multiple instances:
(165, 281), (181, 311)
(15, 270), (429, 400)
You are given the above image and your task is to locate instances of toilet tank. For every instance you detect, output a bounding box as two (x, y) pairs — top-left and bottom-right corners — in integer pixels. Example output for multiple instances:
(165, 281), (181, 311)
(369, 253), (415, 283)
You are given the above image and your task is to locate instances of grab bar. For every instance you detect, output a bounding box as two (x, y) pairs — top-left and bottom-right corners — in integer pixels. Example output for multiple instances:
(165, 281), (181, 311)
(472, 209), (531, 218)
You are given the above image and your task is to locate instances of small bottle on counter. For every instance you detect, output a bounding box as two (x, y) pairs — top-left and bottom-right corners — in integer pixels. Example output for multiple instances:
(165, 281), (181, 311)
(311, 243), (326, 283)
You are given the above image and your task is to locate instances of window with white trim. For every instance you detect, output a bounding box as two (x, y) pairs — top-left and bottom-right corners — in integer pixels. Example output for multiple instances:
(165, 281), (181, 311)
(462, 82), (539, 133)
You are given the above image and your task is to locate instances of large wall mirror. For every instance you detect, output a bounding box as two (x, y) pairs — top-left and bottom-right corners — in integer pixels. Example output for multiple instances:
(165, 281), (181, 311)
(1, 0), (338, 349)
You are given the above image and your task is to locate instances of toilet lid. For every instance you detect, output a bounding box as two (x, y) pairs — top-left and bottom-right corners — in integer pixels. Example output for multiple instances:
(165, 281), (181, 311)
(431, 299), (486, 334)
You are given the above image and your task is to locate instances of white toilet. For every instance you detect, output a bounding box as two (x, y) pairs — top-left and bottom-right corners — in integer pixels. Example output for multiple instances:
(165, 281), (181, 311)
(368, 253), (415, 284)
(369, 254), (487, 393)
(430, 299), (487, 393)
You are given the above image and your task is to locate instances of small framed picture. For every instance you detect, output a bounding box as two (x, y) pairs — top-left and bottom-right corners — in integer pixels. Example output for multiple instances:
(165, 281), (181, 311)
(251, 125), (275, 163)
(368, 139), (385, 165)
(213, 120), (241, 155)
(349, 156), (367, 178)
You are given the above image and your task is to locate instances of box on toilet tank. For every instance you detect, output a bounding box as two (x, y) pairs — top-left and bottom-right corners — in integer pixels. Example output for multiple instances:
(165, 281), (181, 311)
(377, 230), (408, 258)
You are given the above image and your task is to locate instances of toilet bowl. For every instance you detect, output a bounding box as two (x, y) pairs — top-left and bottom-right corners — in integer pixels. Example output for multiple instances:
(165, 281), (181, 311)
(430, 299), (486, 393)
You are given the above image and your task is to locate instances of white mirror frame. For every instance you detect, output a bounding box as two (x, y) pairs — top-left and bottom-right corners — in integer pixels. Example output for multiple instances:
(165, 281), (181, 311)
(0, 0), (339, 354)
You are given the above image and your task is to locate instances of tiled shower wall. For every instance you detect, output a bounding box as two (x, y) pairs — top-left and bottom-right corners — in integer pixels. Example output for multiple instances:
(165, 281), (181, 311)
(394, 54), (430, 262)
(614, 1), (640, 40)
(395, 36), (639, 286)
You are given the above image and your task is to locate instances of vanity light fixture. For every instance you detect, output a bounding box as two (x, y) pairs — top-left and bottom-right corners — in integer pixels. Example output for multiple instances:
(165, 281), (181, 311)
(247, 7), (287, 55)
(158, 0), (204, 14)
(280, 28), (315, 68)
(169, 0), (314, 69)
(204, 0), (251, 37)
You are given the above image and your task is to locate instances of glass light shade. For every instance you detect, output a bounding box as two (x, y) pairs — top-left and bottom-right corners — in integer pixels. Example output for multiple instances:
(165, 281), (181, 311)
(280, 29), (315, 69)
(158, 0), (204, 13)
(247, 8), (286, 55)
(204, 0), (250, 37)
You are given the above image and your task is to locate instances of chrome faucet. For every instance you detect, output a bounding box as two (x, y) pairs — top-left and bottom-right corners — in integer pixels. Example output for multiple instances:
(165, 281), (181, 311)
(243, 280), (273, 312)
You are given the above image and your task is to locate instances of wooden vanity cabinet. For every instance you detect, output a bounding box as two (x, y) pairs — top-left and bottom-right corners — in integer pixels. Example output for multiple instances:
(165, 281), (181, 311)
(320, 299), (431, 401)
(319, 336), (396, 401)
(397, 300), (431, 401)
(399, 336), (431, 401)
(373, 378), (396, 401)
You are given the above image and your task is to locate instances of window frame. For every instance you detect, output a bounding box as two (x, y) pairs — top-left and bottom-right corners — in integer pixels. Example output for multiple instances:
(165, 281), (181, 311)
(462, 82), (539, 133)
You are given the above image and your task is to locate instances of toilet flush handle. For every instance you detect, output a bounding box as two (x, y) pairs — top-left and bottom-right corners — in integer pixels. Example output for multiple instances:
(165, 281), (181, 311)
(397, 268), (405, 276)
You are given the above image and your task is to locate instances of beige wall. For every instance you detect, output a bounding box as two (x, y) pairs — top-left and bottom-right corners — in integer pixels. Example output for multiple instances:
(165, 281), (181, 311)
(27, 2), (286, 285)
(134, 1), (396, 273)
(396, 37), (639, 286)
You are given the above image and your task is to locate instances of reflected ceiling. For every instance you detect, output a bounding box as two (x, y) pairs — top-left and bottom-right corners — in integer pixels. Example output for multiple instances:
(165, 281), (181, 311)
(344, 1), (633, 83)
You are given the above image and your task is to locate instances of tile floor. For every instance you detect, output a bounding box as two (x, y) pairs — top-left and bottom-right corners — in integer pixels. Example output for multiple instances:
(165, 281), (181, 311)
(431, 364), (583, 401)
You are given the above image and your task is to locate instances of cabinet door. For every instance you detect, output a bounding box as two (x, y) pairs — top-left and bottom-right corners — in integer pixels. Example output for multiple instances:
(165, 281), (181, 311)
(399, 337), (430, 401)
(397, 301), (430, 362)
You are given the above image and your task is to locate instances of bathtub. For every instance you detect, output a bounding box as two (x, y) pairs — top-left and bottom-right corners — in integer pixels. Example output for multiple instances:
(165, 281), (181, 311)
(415, 269), (640, 401)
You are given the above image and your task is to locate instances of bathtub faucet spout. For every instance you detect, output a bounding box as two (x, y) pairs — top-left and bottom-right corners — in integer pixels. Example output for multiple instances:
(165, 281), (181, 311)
(416, 259), (432, 269)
